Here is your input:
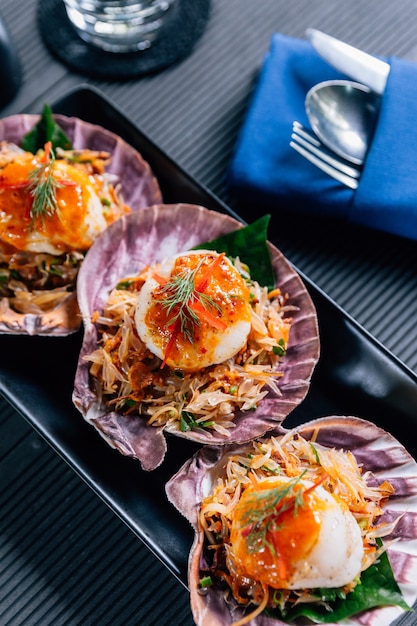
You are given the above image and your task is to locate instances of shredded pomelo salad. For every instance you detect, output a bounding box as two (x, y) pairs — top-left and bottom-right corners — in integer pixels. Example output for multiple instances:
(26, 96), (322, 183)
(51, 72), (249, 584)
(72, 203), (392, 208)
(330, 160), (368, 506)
(198, 429), (397, 626)
(86, 255), (295, 435)
(0, 142), (129, 315)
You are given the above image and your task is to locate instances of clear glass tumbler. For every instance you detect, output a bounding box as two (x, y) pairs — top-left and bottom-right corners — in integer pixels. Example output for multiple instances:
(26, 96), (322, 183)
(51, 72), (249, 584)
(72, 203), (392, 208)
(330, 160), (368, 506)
(63, 0), (178, 52)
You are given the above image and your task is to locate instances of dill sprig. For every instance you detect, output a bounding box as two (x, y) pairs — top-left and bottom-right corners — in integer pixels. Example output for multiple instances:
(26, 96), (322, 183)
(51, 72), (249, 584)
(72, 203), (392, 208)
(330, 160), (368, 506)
(159, 256), (222, 342)
(27, 143), (62, 227)
(237, 473), (307, 554)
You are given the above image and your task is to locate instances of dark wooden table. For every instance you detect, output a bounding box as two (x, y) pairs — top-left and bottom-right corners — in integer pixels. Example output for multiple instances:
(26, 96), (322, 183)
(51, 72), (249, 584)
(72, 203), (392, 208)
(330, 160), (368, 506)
(2, 1), (417, 624)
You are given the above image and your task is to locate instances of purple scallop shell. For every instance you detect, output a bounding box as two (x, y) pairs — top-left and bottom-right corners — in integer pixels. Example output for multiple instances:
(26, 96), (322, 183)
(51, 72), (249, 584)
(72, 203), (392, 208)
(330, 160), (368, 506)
(0, 113), (162, 336)
(166, 415), (417, 626)
(73, 203), (320, 470)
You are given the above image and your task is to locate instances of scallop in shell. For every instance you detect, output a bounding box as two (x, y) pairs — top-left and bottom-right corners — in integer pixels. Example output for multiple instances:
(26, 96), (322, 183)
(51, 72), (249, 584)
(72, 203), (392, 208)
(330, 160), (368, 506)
(0, 113), (162, 336)
(166, 415), (417, 626)
(73, 203), (320, 470)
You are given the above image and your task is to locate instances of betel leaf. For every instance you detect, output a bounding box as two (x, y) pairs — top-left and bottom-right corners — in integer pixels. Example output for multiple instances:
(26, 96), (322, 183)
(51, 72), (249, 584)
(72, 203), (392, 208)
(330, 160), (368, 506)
(268, 542), (411, 623)
(193, 214), (275, 289)
(20, 103), (72, 153)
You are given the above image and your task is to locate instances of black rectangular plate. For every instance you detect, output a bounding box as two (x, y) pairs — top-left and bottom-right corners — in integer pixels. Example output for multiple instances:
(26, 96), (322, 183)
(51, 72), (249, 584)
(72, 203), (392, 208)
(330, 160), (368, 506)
(1, 85), (417, 588)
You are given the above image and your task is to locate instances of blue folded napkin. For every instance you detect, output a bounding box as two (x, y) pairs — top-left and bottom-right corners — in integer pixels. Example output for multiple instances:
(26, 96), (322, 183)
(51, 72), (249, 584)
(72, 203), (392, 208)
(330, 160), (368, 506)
(228, 33), (417, 241)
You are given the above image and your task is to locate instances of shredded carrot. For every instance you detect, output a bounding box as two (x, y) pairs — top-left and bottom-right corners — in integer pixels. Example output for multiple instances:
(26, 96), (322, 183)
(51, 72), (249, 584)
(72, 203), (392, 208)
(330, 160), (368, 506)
(195, 252), (225, 292)
(160, 320), (180, 368)
(303, 473), (328, 496)
(189, 299), (228, 331)
(0, 179), (31, 189)
(43, 141), (52, 163)
(152, 272), (168, 285)
(54, 178), (77, 188)
(268, 288), (282, 299)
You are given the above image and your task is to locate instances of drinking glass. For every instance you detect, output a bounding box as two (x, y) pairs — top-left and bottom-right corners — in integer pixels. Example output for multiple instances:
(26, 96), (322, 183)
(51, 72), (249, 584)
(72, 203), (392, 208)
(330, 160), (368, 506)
(63, 0), (178, 52)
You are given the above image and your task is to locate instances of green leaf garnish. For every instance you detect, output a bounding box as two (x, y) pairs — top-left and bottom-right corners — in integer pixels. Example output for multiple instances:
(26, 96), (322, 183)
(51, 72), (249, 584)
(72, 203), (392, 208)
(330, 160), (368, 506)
(20, 103), (72, 153)
(267, 539), (411, 623)
(193, 215), (274, 289)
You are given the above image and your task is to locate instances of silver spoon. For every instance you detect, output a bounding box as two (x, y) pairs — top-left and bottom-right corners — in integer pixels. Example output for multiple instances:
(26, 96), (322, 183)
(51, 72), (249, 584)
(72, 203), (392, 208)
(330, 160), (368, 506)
(305, 79), (381, 165)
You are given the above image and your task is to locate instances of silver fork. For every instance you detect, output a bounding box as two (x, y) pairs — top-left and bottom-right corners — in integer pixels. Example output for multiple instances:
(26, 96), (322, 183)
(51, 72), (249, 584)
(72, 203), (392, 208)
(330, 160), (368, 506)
(290, 121), (361, 190)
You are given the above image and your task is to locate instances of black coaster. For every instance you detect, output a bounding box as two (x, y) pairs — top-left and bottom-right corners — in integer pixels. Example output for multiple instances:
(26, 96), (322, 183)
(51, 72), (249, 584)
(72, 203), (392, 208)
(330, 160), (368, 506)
(38, 0), (211, 80)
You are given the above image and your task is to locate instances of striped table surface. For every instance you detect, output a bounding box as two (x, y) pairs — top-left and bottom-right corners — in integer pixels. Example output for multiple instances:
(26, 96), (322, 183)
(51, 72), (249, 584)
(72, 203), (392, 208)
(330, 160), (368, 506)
(2, 0), (417, 624)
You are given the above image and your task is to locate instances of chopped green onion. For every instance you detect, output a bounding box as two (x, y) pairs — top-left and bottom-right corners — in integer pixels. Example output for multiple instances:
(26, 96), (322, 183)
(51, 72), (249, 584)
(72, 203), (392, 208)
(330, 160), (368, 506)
(180, 412), (193, 432)
(273, 338), (286, 357)
(310, 442), (321, 464)
(123, 398), (137, 408)
(48, 259), (63, 276)
(180, 411), (213, 432)
(199, 576), (213, 588)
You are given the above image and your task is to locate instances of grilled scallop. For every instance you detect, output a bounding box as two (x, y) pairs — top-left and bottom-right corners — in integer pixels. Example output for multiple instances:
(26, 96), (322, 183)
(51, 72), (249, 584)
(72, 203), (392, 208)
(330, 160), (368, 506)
(0, 113), (161, 335)
(73, 203), (320, 470)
